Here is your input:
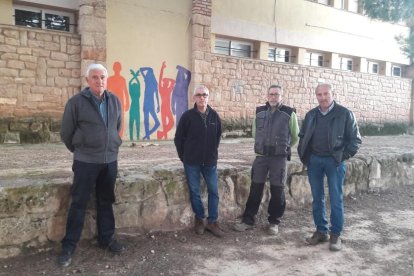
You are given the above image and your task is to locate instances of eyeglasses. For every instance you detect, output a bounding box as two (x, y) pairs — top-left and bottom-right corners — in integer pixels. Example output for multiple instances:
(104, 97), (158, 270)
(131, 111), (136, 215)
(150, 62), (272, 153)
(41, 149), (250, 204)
(268, 93), (281, 97)
(195, 93), (209, 98)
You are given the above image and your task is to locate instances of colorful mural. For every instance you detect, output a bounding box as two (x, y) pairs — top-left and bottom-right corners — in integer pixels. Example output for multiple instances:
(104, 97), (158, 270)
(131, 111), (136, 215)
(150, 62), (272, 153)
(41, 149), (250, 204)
(107, 62), (130, 137)
(108, 61), (191, 141)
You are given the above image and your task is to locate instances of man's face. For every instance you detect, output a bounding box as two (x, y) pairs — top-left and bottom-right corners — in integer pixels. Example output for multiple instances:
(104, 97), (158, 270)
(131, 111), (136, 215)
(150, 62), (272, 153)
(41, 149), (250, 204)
(267, 87), (282, 107)
(193, 87), (209, 109)
(315, 85), (334, 112)
(86, 69), (107, 96)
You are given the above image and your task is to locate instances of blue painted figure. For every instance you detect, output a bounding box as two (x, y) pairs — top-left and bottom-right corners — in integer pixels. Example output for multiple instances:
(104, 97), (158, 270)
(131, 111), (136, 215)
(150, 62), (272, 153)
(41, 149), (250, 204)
(171, 65), (191, 127)
(140, 67), (160, 139)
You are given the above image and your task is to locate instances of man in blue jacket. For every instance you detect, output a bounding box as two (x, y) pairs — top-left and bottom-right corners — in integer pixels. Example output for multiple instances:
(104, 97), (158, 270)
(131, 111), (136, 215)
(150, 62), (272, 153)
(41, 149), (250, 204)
(298, 83), (361, 251)
(174, 84), (223, 238)
(58, 64), (125, 267)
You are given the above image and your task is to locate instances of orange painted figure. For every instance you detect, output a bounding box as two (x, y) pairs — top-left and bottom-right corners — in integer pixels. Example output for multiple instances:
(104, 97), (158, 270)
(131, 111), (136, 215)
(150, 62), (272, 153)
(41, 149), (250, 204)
(157, 61), (176, 139)
(107, 61), (130, 138)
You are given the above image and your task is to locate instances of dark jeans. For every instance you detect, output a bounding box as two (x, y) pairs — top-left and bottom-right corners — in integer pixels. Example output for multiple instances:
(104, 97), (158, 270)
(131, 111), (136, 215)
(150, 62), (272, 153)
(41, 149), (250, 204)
(184, 164), (219, 224)
(242, 156), (287, 225)
(61, 160), (117, 253)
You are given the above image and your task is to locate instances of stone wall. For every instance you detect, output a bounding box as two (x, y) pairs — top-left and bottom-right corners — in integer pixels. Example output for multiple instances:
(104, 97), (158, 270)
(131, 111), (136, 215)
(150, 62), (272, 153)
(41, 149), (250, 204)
(0, 25), (81, 143)
(206, 56), (412, 125)
(0, 139), (414, 258)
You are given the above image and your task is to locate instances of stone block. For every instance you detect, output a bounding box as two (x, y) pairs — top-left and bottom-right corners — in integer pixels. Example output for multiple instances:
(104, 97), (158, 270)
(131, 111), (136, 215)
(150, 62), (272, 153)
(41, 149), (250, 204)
(51, 52), (69, 61)
(5, 37), (19, 46)
(3, 132), (20, 144)
(44, 42), (60, 51)
(3, 29), (19, 39)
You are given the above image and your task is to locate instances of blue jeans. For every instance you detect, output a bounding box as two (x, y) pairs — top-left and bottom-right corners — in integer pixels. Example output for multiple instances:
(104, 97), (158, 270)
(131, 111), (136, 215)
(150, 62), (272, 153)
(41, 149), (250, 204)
(62, 160), (117, 253)
(184, 164), (219, 224)
(307, 154), (346, 236)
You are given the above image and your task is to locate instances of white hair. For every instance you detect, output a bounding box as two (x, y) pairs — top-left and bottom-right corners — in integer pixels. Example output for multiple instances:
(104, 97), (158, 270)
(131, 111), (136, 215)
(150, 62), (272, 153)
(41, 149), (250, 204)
(85, 63), (108, 77)
(193, 84), (209, 95)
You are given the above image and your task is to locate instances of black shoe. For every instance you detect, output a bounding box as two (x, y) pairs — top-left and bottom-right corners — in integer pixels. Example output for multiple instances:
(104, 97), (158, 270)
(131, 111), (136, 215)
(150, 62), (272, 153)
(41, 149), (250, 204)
(57, 250), (72, 267)
(329, 234), (342, 251)
(306, 231), (329, 245)
(101, 239), (126, 253)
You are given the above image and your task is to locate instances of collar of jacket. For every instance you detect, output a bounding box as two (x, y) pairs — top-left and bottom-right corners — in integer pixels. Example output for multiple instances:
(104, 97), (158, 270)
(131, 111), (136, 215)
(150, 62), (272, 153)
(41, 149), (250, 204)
(192, 103), (211, 113)
(265, 101), (283, 110)
(82, 87), (109, 99)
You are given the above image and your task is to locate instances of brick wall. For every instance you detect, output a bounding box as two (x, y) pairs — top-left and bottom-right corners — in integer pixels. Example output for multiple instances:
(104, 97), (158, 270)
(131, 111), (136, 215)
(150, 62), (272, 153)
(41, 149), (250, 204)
(0, 25), (81, 143)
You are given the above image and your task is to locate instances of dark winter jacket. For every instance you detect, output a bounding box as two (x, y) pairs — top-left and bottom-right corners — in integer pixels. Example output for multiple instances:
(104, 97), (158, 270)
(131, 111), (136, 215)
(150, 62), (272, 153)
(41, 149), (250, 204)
(174, 104), (222, 166)
(298, 101), (361, 165)
(60, 88), (122, 164)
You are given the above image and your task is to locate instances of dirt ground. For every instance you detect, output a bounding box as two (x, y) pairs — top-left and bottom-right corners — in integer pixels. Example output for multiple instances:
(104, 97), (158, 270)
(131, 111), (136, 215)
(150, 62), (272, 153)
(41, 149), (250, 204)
(0, 183), (413, 276)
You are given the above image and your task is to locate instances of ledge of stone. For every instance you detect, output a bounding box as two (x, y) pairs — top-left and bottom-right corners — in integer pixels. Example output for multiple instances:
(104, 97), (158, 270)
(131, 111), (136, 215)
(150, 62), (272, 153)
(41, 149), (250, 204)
(0, 136), (413, 258)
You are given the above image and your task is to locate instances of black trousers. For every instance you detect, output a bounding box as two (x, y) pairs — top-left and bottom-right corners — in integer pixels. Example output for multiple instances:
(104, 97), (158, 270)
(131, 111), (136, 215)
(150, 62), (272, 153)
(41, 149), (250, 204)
(61, 160), (117, 253)
(242, 156), (287, 225)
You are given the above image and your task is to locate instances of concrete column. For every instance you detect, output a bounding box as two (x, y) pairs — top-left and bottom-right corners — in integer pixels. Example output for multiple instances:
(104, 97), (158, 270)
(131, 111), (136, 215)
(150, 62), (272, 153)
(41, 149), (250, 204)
(259, 41), (269, 61)
(295, 48), (307, 65)
(329, 53), (340, 69)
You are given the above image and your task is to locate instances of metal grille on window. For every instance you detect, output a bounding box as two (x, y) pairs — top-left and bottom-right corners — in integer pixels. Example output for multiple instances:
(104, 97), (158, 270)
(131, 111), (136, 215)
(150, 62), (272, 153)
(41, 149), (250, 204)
(45, 13), (70, 31)
(15, 9), (41, 28)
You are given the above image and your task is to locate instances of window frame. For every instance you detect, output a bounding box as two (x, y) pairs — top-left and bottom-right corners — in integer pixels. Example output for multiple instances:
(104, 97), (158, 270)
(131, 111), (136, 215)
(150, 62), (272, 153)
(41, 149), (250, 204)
(13, 4), (75, 33)
(214, 37), (253, 58)
(391, 65), (402, 77)
(305, 51), (325, 67)
(268, 46), (292, 63)
(367, 61), (379, 74)
(340, 56), (354, 71)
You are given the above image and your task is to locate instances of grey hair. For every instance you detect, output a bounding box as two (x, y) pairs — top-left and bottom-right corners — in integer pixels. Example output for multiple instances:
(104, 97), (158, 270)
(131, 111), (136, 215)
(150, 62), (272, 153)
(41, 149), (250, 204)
(268, 84), (283, 93)
(193, 84), (209, 95)
(85, 63), (108, 77)
(315, 83), (332, 92)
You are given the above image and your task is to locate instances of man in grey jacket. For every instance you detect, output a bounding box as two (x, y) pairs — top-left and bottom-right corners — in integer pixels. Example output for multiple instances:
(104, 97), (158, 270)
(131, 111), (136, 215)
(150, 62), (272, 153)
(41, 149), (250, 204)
(58, 64), (125, 267)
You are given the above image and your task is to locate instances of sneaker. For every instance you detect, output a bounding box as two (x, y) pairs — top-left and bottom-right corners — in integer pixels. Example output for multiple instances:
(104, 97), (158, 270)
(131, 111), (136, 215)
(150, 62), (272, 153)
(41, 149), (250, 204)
(100, 239), (126, 253)
(205, 222), (225, 238)
(329, 234), (342, 251)
(57, 249), (72, 267)
(306, 231), (329, 245)
(268, 223), (279, 235)
(233, 221), (254, 232)
(194, 217), (205, 235)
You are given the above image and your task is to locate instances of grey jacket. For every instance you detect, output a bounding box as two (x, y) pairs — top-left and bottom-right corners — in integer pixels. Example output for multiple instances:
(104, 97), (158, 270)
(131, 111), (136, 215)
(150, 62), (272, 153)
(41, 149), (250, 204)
(60, 88), (122, 164)
(298, 101), (361, 165)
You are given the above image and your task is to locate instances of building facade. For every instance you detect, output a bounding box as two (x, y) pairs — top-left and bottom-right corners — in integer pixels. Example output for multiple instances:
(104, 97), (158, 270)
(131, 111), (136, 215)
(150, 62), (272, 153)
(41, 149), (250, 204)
(0, 0), (412, 143)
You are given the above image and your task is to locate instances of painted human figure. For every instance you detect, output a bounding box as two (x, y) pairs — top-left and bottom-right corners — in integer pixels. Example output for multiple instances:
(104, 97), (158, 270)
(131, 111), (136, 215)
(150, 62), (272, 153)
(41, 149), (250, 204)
(140, 67), (160, 139)
(171, 65), (191, 127)
(128, 69), (141, 141)
(157, 61), (176, 139)
(107, 61), (130, 138)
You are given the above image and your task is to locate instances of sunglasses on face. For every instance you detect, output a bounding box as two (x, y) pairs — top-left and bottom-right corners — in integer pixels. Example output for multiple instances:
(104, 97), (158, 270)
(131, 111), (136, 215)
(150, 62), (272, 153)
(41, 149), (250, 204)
(195, 93), (209, 98)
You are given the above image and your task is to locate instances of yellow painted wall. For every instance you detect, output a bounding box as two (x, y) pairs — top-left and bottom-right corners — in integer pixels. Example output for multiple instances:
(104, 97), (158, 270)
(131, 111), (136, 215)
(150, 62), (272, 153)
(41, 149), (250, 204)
(0, 0), (13, 25)
(212, 0), (410, 65)
(106, 0), (192, 141)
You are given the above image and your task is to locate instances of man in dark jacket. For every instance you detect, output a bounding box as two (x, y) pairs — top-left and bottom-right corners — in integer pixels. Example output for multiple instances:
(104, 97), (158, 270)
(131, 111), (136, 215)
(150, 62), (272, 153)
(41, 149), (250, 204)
(58, 64), (125, 267)
(233, 84), (299, 235)
(174, 84), (223, 238)
(298, 83), (361, 251)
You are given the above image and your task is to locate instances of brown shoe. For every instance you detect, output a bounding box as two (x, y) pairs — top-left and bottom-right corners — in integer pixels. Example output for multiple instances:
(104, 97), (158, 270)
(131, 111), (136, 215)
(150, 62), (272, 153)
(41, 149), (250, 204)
(205, 222), (224, 238)
(194, 217), (205, 235)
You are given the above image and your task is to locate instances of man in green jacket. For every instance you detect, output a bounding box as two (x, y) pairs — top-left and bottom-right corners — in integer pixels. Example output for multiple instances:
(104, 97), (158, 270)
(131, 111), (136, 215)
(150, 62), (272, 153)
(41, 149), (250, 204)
(234, 84), (299, 235)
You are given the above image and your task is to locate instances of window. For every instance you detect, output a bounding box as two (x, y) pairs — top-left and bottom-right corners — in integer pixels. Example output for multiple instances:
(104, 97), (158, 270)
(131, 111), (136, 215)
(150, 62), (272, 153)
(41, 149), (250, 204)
(340, 57), (353, 71)
(268, 47), (291, 63)
(14, 4), (74, 32)
(367, 61), (379, 74)
(347, 0), (361, 13)
(214, 38), (253, 58)
(392, 66), (402, 77)
(305, 52), (325, 67)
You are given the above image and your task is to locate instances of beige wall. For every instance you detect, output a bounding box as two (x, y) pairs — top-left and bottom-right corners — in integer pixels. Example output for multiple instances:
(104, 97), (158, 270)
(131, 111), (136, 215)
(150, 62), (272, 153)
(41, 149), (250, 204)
(212, 0), (410, 65)
(0, 0), (13, 25)
(106, 0), (192, 140)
